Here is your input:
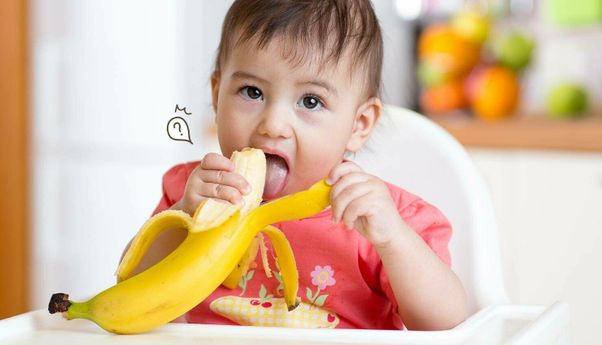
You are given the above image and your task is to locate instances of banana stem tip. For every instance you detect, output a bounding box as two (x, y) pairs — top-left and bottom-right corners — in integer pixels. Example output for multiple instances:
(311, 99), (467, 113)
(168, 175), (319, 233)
(48, 293), (71, 314)
(287, 298), (301, 312)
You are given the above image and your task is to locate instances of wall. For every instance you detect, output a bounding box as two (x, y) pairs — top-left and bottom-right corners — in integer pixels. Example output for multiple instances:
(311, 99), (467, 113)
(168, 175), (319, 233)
(470, 149), (602, 345)
(30, 0), (200, 307)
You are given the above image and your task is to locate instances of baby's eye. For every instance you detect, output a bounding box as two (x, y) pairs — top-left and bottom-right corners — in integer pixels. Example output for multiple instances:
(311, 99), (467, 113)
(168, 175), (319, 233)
(297, 95), (324, 110)
(239, 86), (263, 101)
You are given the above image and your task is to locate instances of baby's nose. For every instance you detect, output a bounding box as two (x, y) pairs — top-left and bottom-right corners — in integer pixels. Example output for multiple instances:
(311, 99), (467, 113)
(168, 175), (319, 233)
(256, 105), (293, 139)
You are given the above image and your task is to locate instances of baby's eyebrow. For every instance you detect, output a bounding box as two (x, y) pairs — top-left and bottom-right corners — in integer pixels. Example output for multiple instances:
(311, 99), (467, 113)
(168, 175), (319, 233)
(231, 71), (269, 84)
(298, 80), (337, 97)
(231, 71), (336, 97)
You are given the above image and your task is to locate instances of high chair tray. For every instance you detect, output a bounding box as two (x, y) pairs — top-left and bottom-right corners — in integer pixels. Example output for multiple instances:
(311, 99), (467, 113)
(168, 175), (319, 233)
(0, 303), (568, 345)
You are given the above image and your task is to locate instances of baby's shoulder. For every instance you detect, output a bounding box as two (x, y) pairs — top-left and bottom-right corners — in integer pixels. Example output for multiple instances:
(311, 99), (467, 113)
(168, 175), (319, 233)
(160, 160), (201, 201)
(381, 180), (451, 241)
(381, 180), (423, 211)
(163, 160), (201, 180)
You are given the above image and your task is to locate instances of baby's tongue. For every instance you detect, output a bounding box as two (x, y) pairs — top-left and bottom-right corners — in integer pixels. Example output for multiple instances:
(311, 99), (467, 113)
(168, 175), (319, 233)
(263, 154), (288, 199)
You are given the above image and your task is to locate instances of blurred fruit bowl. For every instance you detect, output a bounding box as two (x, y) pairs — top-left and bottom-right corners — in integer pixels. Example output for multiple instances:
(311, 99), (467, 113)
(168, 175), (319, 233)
(416, 9), (534, 122)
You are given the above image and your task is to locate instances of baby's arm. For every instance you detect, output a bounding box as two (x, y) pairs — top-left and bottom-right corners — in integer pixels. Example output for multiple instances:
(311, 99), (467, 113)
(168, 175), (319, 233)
(118, 152), (251, 278)
(375, 218), (468, 330)
(328, 161), (468, 330)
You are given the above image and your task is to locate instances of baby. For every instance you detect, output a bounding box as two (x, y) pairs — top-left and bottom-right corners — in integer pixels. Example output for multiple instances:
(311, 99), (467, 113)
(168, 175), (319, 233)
(126, 0), (468, 330)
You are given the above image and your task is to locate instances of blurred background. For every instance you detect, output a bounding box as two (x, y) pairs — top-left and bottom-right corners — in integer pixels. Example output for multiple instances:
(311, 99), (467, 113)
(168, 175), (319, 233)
(1, 0), (601, 343)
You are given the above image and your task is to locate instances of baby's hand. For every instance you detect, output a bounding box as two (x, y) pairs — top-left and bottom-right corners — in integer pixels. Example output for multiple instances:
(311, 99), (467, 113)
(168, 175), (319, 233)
(176, 152), (252, 216)
(327, 160), (404, 249)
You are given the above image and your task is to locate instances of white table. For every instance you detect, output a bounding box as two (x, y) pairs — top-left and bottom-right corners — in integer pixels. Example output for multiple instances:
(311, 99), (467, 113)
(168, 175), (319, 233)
(0, 303), (569, 345)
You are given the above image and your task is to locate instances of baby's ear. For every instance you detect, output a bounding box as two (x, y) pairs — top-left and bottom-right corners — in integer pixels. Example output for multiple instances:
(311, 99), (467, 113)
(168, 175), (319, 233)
(346, 97), (382, 152)
(211, 71), (221, 116)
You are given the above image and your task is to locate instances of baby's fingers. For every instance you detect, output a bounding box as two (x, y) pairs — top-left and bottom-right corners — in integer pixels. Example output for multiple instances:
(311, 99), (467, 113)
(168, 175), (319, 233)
(330, 172), (370, 202)
(327, 160), (362, 185)
(341, 197), (371, 230)
(199, 169), (251, 195)
(199, 183), (244, 205)
(331, 182), (371, 225)
(201, 152), (235, 172)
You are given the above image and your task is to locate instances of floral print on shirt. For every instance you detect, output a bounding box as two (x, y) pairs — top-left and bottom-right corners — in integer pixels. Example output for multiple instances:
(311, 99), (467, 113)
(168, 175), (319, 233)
(210, 263), (340, 328)
(306, 265), (336, 307)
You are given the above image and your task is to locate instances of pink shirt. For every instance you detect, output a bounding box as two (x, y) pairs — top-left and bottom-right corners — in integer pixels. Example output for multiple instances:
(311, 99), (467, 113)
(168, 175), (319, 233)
(152, 161), (452, 330)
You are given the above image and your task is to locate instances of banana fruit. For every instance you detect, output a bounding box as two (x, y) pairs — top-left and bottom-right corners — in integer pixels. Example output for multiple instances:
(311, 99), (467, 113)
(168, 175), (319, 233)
(48, 148), (332, 334)
(191, 148), (266, 232)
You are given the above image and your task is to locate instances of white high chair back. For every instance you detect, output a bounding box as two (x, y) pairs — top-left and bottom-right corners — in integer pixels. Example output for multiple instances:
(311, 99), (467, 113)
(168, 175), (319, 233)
(353, 105), (509, 312)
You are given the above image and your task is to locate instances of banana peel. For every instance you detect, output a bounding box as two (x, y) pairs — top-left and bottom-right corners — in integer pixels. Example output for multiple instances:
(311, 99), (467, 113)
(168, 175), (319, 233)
(48, 148), (332, 334)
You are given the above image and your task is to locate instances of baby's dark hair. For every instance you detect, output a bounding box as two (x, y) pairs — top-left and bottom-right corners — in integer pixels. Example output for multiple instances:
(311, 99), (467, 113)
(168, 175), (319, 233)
(214, 0), (383, 98)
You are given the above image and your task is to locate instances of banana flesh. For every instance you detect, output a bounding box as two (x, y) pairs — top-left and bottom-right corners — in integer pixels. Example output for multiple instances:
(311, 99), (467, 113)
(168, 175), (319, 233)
(192, 148), (266, 232)
(48, 148), (332, 334)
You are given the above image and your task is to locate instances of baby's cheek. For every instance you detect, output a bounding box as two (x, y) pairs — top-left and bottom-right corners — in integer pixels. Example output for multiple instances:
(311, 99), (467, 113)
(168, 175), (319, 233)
(233, 97), (262, 113)
(217, 124), (246, 155)
(300, 150), (341, 184)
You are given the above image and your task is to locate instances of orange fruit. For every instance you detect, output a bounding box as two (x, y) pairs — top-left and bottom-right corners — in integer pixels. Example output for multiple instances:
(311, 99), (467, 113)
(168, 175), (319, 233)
(420, 79), (468, 114)
(418, 24), (481, 75)
(469, 65), (520, 121)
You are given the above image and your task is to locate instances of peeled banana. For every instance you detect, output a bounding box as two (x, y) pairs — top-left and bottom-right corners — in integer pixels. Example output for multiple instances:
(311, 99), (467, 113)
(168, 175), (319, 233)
(48, 148), (332, 334)
(191, 148), (266, 232)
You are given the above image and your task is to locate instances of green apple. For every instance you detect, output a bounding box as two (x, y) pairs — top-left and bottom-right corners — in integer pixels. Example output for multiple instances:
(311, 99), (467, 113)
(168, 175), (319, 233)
(546, 83), (589, 119)
(492, 31), (534, 71)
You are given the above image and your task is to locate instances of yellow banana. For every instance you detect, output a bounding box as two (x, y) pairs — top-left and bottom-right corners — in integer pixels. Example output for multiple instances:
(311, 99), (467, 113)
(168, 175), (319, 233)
(261, 225), (298, 307)
(48, 148), (332, 334)
(115, 148), (266, 282)
(192, 148), (266, 232)
(219, 149), (268, 288)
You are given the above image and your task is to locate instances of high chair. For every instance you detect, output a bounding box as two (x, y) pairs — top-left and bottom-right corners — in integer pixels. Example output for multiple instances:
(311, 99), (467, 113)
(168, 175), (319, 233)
(0, 106), (569, 344)
(352, 105), (570, 344)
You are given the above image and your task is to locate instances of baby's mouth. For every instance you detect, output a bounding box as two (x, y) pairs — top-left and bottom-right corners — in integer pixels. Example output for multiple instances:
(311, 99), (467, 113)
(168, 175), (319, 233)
(263, 153), (289, 200)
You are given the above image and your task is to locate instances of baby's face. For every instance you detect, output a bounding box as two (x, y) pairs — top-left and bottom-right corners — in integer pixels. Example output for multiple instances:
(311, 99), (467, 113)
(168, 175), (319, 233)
(212, 37), (375, 200)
